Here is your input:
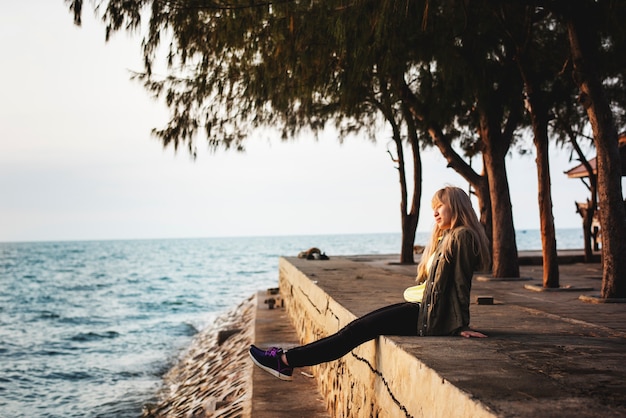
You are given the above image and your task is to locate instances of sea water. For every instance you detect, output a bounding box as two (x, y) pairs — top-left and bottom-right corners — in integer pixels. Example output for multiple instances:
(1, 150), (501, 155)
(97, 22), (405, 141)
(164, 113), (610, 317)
(0, 229), (584, 417)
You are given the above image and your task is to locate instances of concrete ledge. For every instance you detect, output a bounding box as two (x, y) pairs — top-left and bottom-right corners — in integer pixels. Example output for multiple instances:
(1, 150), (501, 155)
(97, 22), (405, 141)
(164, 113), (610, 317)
(278, 257), (496, 418)
(274, 255), (626, 418)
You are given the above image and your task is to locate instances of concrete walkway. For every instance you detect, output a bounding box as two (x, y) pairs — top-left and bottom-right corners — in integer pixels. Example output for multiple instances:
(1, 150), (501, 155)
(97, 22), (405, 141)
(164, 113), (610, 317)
(251, 290), (331, 418)
(251, 251), (626, 417)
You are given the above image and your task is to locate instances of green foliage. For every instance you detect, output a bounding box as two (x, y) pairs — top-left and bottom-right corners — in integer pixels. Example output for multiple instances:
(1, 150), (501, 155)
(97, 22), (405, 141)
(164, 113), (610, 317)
(66, 0), (626, 157)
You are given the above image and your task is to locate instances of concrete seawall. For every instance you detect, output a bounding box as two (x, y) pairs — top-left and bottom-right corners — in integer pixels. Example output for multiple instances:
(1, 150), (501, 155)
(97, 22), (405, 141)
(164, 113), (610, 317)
(271, 254), (626, 418)
(147, 251), (625, 417)
(278, 257), (495, 418)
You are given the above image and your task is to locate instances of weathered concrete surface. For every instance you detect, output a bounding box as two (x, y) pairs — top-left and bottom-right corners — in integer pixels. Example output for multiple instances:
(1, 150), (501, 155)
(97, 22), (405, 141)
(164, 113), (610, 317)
(250, 251), (626, 417)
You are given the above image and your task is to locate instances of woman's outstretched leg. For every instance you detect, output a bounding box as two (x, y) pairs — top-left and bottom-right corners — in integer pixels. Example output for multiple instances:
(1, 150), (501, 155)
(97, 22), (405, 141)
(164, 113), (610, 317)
(285, 302), (419, 367)
(249, 302), (419, 379)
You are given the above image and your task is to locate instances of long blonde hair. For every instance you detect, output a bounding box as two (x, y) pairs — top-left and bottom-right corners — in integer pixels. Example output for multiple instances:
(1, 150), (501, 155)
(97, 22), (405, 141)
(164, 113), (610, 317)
(416, 186), (491, 281)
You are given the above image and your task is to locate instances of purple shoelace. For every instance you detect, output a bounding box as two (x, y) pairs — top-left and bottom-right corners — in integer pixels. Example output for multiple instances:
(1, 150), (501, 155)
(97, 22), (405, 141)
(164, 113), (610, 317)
(265, 347), (282, 357)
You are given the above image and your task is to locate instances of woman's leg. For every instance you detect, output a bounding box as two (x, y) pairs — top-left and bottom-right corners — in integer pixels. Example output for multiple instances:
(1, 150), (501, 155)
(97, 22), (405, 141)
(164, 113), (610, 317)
(285, 302), (419, 367)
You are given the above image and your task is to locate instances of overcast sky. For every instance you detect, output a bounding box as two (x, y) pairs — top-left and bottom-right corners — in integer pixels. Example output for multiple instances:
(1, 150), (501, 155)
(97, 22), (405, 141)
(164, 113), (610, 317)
(0, 2), (603, 243)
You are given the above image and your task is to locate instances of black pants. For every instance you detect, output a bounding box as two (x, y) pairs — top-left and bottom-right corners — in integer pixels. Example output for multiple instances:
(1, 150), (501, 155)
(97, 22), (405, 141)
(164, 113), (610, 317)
(284, 302), (420, 367)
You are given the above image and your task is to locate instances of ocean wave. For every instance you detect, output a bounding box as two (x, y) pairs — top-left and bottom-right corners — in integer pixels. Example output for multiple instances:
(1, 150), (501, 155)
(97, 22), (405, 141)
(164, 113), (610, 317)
(68, 331), (120, 342)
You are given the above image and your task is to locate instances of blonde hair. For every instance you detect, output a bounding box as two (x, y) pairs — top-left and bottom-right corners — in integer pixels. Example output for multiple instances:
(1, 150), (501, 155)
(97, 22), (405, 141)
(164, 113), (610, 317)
(416, 186), (491, 281)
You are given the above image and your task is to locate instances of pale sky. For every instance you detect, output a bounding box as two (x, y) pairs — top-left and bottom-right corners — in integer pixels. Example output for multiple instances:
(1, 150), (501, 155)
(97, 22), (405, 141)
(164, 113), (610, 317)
(0, 2), (601, 243)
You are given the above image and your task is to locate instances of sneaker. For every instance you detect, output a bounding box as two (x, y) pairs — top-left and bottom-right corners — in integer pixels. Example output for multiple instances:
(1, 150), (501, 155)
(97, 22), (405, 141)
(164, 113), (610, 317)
(249, 345), (294, 381)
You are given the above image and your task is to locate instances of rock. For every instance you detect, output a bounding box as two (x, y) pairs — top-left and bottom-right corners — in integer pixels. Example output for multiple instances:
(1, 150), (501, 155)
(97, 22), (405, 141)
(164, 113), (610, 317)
(143, 296), (255, 417)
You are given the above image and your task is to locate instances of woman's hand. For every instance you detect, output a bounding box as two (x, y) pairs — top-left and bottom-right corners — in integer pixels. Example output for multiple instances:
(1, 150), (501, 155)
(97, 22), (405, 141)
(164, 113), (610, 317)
(459, 329), (488, 338)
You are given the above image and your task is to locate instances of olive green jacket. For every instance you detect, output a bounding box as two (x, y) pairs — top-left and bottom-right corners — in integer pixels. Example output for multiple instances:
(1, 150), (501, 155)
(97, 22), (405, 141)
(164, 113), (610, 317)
(417, 227), (480, 336)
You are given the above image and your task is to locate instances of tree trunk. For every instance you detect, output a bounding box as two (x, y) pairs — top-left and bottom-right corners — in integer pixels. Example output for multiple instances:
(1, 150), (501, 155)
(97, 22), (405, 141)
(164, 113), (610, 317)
(569, 135), (598, 263)
(393, 125), (414, 264)
(479, 109), (520, 278)
(582, 199), (595, 261)
(378, 80), (421, 265)
(475, 159), (493, 249)
(399, 107), (422, 264)
(522, 79), (560, 287)
(533, 121), (560, 288)
(512, 6), (559, 287)
(566, 8), (626, 298)
(386, 102), (420, 265)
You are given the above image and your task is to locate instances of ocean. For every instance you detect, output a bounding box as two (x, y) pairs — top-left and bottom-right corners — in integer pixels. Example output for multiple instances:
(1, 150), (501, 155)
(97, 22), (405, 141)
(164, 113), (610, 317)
(0, 229), (585, 417)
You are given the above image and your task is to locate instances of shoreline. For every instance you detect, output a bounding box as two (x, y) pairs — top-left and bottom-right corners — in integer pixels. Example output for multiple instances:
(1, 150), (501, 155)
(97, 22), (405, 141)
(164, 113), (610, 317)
(142, 295), (256, 417)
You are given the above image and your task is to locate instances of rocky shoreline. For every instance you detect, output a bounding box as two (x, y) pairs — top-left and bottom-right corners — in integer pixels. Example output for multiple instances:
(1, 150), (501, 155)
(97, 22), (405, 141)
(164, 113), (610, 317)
(142, 295), (256, 417)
